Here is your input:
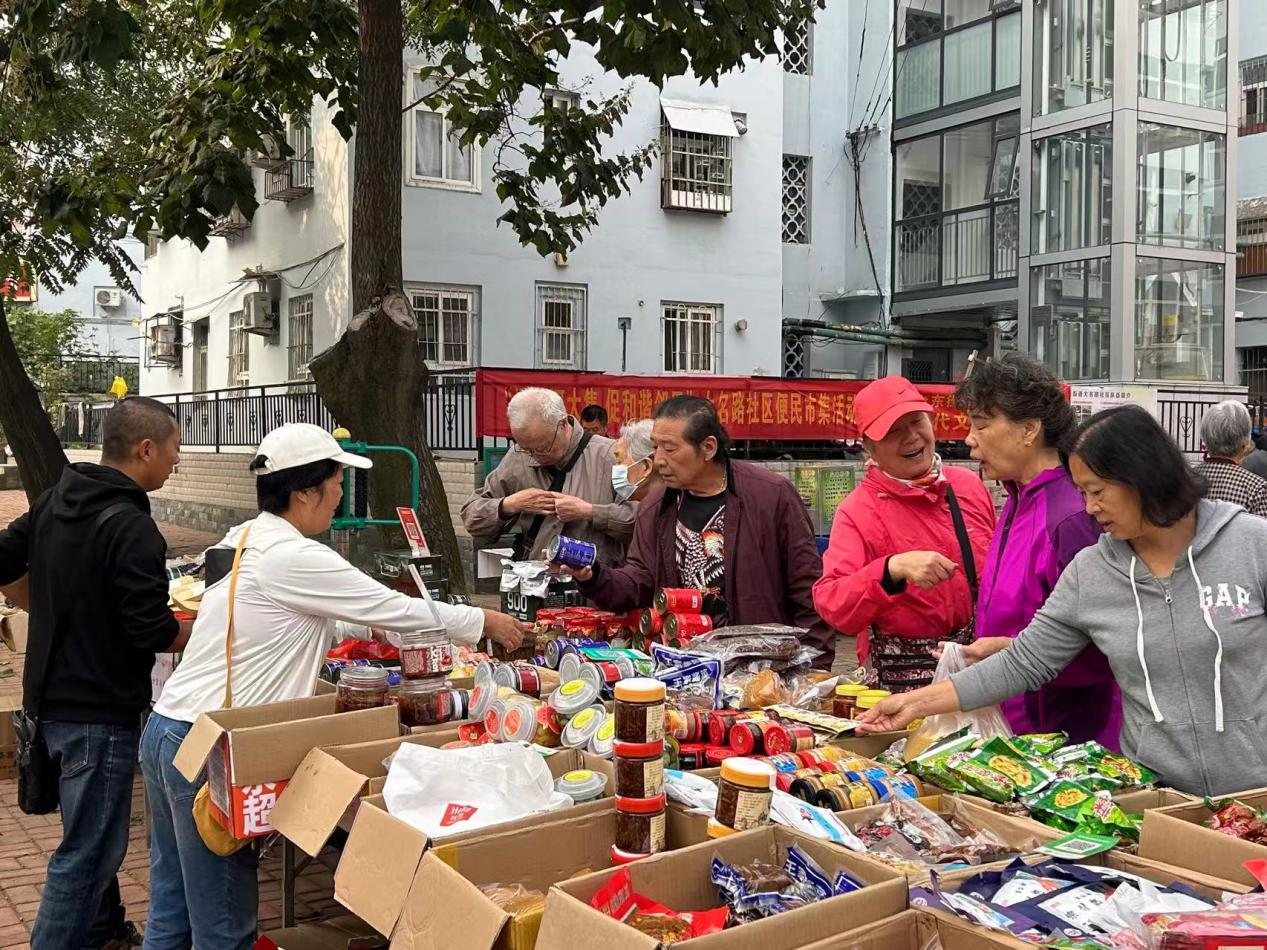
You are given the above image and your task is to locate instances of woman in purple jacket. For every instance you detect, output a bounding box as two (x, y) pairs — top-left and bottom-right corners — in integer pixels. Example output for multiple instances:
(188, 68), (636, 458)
(954, 353), (1123, 749)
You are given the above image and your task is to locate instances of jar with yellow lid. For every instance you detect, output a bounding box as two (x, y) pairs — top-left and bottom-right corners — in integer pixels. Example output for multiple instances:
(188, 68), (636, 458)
(855, 689), (891, 712)
(711, 757), (775, 837)
(833, 683), (867, 719)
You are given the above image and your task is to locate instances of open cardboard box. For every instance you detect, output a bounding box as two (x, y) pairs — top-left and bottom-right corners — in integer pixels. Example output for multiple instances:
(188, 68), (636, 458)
(827, 731), (908, 760)
(534, 826), (907, 950)
(273, 729), (612, 857)
(172, 694), (400, 839)
(258, 914), (384, 950)
(331, 750), (615, 937)
(799, 908), (1023, 950)
(1139, 786), (1267, 887)
(385, 802), (713, 950)
(834, 793), (1062, 882)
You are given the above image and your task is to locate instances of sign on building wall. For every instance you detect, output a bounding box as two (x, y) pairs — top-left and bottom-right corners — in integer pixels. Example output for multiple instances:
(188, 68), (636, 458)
(1068, 385), (1159, 427)
(0, 275), (37, 303)
(475, 369), (972, 442)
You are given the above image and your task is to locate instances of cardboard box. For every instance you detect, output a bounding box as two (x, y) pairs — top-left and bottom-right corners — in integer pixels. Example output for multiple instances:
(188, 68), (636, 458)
(535, 826), (907, 950)
(334, 767), (616, 940)
(1110, 787), (1195, 813)
(0, 691), (20, 779)
(388, 806), (623, 950)
(258, 915), (384, 950)
(799, 908), (1020, 950)
(828, 731), (908, 760)
(173, 695), (400, 839)
(834, 794), (1061, 882)
(272, 730), (613, 857)
(1, 609), (28, 653)
(1139, 787), (1267, 887)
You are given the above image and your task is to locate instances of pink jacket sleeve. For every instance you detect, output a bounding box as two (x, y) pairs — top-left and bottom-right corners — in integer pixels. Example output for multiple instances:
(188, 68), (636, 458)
(811, 505), (902, 637)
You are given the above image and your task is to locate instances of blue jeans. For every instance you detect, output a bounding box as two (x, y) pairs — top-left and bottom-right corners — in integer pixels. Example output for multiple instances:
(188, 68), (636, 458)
(139, 713), (258, 950)
(31, 720), (138, 950)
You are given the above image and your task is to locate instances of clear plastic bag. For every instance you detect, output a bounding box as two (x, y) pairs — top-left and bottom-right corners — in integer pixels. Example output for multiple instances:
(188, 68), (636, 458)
(904, 643), (1011, 762)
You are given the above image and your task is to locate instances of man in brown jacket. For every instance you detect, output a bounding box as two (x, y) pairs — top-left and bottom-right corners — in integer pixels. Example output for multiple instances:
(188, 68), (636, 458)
(572, 395), (833, 667)
(461, 387), (635, 564)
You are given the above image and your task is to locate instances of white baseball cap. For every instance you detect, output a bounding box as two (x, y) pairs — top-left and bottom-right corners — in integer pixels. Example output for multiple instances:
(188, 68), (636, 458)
(250, 423), (373, 475)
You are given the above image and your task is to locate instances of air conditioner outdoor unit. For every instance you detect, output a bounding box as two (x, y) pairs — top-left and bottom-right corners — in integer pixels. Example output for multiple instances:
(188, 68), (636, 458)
(150, 324), (180, 365)
(96, 288), (123, 309)
(243, 291), (277, 335)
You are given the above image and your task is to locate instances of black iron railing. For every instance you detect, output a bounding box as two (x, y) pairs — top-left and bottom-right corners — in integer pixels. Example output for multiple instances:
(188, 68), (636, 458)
(55, 355), (140, 395)
(59, 371), (478, 453)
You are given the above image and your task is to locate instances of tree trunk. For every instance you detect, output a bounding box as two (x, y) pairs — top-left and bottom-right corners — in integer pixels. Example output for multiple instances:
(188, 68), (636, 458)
(0, 298), (68, 504)
(309, 0), (469, 594)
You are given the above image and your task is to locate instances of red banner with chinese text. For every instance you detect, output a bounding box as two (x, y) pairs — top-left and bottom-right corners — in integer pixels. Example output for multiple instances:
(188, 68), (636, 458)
(474, 369), (972, 442)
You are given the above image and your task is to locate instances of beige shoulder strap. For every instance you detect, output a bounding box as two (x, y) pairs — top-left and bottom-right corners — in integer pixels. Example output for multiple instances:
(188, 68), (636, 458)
(222, 526), (252, 710)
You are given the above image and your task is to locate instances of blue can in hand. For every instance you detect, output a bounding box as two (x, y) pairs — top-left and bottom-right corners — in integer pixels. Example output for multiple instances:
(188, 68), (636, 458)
(546, 534), (598, 570)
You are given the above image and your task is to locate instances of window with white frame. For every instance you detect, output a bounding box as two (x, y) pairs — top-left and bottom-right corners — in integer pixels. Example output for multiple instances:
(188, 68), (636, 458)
(660, 108), (735, 214)
(535, 283), (587, 369)
(782, 155), (810, 244)
(227, 310), (249, 385)
(411, 285), (477, 367)
(408, 72), (478, 189)
(288, 294), (314, 380)
(662, 302), (722, 374)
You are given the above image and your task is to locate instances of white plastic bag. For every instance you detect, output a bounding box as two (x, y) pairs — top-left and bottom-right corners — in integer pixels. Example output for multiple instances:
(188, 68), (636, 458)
(904, 642), (1011, 761)
(382, 741), (571, 840)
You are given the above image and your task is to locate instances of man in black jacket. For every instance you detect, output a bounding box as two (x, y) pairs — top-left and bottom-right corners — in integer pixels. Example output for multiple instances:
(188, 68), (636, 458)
(0, 397), (190, 949)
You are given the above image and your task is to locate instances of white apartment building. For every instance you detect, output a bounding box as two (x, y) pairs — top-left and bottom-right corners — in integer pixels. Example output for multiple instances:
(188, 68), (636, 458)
(140, 3), (894, 403)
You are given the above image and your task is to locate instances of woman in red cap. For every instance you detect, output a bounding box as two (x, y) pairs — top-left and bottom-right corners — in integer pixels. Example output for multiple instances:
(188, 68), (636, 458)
(813, 376), (995, 691)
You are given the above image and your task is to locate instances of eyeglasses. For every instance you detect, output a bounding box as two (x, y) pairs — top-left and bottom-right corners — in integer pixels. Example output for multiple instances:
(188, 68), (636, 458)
(521, 421), (566, 458)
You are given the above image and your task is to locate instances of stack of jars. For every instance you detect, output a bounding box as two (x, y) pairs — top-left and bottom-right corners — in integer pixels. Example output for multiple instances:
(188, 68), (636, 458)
(396, 627), (460, 728)
(611, 678), (667, 864)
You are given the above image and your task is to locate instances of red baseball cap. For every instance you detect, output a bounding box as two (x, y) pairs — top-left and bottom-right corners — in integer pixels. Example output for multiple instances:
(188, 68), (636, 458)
(854, 376), (935, 440)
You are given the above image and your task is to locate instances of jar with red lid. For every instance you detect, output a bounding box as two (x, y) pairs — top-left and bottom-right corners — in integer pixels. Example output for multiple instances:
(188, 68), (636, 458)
(707, 710), (742, 746)
(729, 719), (776, 756)
(763, 723), (815, 756)
(614, 792), (666, 856)
(704, 746), (735, 767)
(677, 743), (708, 770)
(612, 739), (665, 799)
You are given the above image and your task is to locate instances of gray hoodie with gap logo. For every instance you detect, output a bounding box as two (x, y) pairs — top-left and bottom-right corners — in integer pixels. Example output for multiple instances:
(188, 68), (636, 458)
(954, 499), (1267, 796)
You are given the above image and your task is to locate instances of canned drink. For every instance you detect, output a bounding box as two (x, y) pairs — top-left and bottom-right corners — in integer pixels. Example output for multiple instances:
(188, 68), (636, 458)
(544, 638), (566, 669)
(654, 588), (704, 615)
(591, 660), (623, 686)
(557, 652), (583, 684)
(662, 613), (713, 643)
(546, 535), (598, 569)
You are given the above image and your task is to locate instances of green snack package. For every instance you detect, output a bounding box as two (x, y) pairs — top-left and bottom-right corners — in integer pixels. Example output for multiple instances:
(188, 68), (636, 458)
(1012, 732), (1068, 758)
(1030, 779), (1095, 824)
(1074, 790), (1140, 843)
(1092, 752), (1158, 789)
(971, 737), (1054, 797)
(1055, 762), (1122, 793)
(1050, 741), (1111, 767)
(947, 749), (1017, 803)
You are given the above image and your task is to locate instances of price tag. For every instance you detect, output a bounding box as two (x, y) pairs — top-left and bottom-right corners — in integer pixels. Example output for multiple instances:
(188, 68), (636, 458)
(397, 507), (430, 557)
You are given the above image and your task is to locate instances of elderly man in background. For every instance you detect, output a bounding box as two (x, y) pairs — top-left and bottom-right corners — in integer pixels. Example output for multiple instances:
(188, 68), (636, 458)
(1195, 400), (1267, 517)
(462, 387), (635, 564)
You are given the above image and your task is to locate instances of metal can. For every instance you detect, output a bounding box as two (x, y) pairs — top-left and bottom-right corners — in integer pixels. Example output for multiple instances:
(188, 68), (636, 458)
(763, 724), (815, 756)
(707, 710), (742, 746)
(662, 613), (713, 643)
(545, 534), (598, 569)
(638, 609), (663, 639)
(654, 588), (704, 615)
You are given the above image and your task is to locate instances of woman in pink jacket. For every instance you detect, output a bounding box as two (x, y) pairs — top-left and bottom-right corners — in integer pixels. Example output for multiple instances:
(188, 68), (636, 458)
(813, 376), (995, 691)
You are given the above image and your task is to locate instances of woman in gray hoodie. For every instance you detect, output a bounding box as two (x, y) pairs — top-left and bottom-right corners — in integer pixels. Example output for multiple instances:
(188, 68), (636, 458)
(859, 405), (1267, 797)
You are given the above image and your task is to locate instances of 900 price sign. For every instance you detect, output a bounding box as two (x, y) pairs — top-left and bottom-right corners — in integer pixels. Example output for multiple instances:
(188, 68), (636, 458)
(501, 589), (537, 621)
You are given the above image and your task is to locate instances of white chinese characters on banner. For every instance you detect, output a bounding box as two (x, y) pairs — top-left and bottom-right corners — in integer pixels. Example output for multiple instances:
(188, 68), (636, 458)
(239, 783), (281, 836)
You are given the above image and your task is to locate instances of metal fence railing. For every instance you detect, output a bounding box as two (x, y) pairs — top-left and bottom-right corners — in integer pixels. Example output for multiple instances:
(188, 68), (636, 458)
(58, 371), (478, 453)
(55, 354), (140, 395)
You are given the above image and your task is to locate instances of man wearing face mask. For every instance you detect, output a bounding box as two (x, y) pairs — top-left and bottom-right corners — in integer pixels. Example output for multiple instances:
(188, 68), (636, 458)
(612, 419), (660, 503)
(462, 387), (635, 565)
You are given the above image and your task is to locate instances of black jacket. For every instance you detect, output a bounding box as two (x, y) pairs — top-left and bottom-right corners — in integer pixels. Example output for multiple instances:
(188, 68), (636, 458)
(0, 463), (177, 724)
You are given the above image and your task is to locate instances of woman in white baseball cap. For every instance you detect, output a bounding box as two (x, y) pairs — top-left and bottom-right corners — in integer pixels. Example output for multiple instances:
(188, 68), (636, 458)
(140, 423), (526, 948)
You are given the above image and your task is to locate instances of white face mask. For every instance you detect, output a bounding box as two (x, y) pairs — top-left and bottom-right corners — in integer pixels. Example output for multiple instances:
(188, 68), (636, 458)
(612, 458), (650, 500)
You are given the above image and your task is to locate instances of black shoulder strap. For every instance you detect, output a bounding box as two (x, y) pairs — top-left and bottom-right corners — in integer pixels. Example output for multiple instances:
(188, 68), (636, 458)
(515, 430), (594, 559)
(30, 501), (139, 716)
(944, 485), (979, 597)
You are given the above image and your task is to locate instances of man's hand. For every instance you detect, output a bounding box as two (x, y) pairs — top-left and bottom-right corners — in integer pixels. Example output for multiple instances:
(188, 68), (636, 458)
(482, 609), (528, 652)
(502, 489), (557, 516)
(888, 551), (958, 590)
(551, 493), (594, 523)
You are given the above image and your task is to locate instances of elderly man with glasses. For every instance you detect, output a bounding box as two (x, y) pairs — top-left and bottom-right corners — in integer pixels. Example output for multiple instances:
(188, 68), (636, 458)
(462, 387), (636, 564)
